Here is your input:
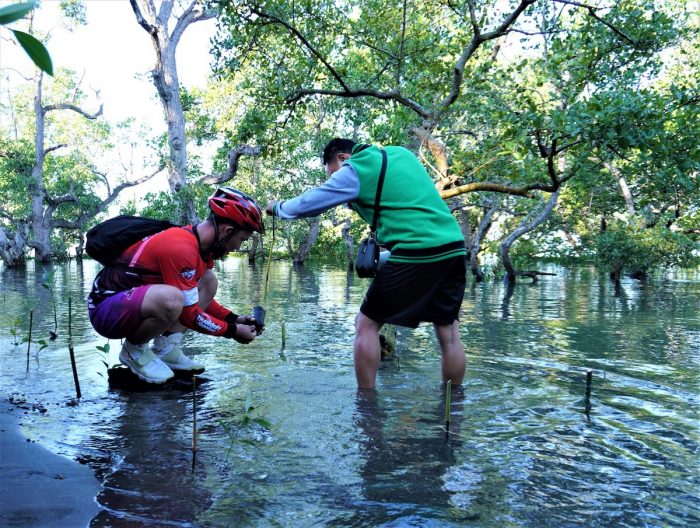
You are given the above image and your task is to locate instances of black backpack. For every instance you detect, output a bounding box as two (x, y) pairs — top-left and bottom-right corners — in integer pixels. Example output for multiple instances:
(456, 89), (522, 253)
(85, 215), (179, 266)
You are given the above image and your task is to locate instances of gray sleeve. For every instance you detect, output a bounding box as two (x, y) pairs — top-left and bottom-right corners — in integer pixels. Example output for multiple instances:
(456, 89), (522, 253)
(275, 164), (360, 219)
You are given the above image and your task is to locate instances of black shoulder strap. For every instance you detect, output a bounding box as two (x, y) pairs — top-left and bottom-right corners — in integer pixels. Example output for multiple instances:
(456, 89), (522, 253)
(370, 149), (388, 234)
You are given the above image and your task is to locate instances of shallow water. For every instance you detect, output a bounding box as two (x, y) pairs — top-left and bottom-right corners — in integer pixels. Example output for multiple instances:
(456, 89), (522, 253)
(0, 260), (698, 527)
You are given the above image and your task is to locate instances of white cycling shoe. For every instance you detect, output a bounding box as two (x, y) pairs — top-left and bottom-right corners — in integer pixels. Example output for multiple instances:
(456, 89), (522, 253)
(119, 341), (174, 384)
(152, 333), (205, 372)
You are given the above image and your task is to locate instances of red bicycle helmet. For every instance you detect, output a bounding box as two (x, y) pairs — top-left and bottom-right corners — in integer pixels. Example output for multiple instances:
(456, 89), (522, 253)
(208, 187), (264, 233)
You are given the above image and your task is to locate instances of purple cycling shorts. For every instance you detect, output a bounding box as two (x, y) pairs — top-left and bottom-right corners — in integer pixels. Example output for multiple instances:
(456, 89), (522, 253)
(88, 285), (151, 339)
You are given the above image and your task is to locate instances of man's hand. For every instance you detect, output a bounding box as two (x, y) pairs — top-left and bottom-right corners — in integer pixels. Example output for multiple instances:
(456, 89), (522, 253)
(238, 314), (264, 334)
(234, 324), (258, 344)
(265, 200), (279, 216)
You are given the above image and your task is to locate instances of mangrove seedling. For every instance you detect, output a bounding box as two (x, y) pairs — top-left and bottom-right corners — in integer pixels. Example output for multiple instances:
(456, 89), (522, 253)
(95, 342), (111, 378)
(41, 267), (58, 338)
(219, 395), (272, 459)
(9, 318), (21, 345)
(24, 310), (48, 371)
(280, 321), (286, 360)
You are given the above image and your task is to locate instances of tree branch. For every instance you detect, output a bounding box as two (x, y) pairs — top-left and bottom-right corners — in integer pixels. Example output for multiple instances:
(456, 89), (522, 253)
(44, 144), (67, 155)
(553, 0), (638, 46)
(44, 103), (103, 119)
(250, 6), (350, 92)
(434, 0), (538, 124)
(171, 0), (217, 49)
(130, 0), (158, 37)
(53, 165), (165, 229)
(198, 144), (262, 185)
(287, 88), (430, 119)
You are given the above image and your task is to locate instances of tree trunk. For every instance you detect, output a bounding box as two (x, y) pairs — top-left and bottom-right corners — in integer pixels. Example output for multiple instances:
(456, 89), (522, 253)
(605, 161), (636, 216)
(130, 0), (216, 224)
(293, 219), (321, 265)
(341, 218), (354, 272)
(247, 232), (261, 264)
(0, 221), (30, 267)
(501, 188), (560, 284)
(30, 74), (52, 262)
(470, 202), (497, 282)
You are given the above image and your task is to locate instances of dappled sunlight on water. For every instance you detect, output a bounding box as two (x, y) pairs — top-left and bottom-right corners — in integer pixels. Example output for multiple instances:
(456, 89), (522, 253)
(1, 260), (698, 527)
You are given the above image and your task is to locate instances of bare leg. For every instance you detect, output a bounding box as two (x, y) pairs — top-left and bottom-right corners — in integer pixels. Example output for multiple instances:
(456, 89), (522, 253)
(354, 312), (382, 389)
(434, 320), (466, 385)
(126, 285), (183, 344)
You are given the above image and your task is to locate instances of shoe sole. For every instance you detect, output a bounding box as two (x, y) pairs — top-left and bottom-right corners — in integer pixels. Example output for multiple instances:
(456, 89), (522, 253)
(120, 354), (174, 384)
(163, 363), (205, 373)
(125, 365), (174, 384)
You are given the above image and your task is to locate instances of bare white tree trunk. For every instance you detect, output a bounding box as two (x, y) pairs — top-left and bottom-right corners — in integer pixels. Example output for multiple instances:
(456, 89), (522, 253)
(130, 0), (216, 224)
(29, 74), (51, 261)
(604, 161), (636, 215)
(27, 71), (103, 262)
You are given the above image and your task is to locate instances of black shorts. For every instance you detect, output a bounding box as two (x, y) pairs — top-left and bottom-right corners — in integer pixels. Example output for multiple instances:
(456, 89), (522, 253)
(360, 255), (466, 328)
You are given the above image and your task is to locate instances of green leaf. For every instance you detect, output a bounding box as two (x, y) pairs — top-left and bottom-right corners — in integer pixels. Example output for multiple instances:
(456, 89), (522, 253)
(0, 2), (35, 25)
(42, 283), (50, 289)
(12, 29), (53, 76)
(253, 418), (271, 429)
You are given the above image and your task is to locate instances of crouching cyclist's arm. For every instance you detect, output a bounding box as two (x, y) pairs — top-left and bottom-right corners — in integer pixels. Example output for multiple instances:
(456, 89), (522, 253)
(179, 304), (257, 344)
(205, 299), (260, 332)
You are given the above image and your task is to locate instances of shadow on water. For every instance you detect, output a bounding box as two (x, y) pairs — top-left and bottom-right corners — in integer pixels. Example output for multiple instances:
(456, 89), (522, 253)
(1, 260), (699, 527)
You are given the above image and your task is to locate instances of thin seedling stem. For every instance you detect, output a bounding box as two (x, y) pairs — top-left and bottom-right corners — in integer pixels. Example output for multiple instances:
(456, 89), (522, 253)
(68, 297), (81, 399)
(263, 216), (275, 302)
(584, 369), (593, 416)
(193, 376), (198, 451)
(26, 310), (33, 372)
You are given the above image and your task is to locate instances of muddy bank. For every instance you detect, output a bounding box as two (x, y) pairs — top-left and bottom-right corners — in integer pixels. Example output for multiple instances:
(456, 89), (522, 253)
(0, 399), (101, 527)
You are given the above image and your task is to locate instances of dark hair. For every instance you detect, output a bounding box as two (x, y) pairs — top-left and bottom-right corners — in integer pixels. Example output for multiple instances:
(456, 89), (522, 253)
(322, 138), (356, 165)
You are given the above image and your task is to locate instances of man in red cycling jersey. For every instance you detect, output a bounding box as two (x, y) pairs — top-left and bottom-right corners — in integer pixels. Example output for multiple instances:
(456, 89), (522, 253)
(88, 187), (265, 384)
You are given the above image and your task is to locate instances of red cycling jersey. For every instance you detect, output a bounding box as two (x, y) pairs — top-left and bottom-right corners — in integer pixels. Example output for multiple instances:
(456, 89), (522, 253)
(87, 225), (235, 337)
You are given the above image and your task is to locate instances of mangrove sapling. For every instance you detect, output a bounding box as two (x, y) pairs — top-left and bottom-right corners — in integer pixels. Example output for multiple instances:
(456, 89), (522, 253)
(10, 318), (21, 345)
(23, 310), (48, 372)
(95, 342), (111, 378)
(219, 395), (272, 459)
(279, 321), (286, 360)
(41, 268), (58, 339)
(584, 370), (593, 417)
(67, 297), (81, 399)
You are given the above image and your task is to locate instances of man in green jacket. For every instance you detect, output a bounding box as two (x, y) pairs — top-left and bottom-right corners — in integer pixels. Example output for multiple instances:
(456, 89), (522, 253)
(266, 138), (467, 389)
